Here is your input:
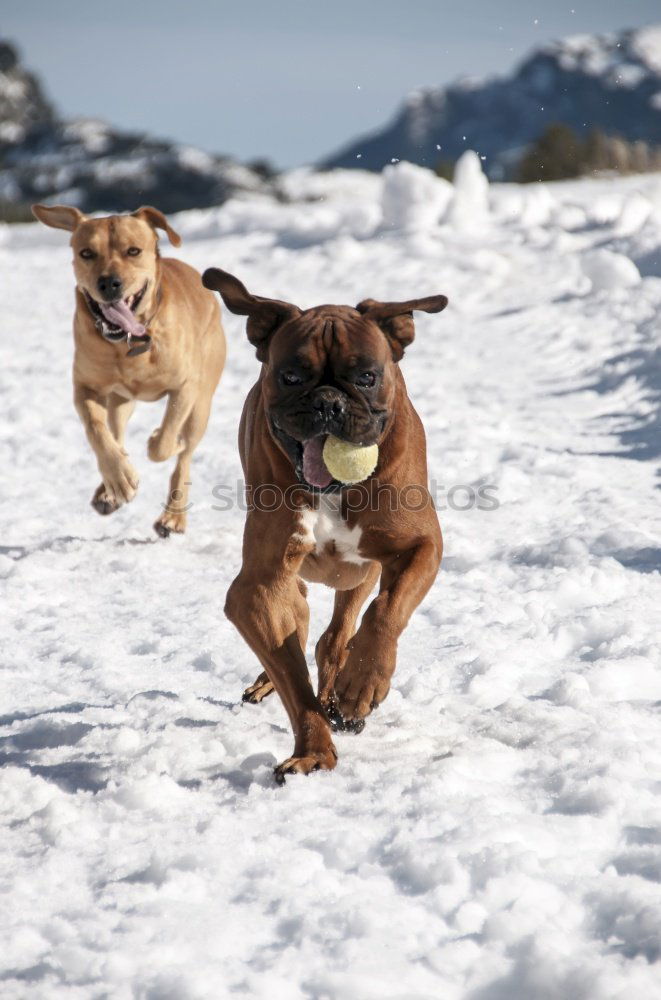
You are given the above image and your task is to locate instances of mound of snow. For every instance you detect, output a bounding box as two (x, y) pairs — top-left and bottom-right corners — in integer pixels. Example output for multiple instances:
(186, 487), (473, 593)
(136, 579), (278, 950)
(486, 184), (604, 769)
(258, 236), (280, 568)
(381, 160), (452, 231)
(615, 191), (653, 235)
(445, 151), (490, 229)
(582, 249), (642, 291)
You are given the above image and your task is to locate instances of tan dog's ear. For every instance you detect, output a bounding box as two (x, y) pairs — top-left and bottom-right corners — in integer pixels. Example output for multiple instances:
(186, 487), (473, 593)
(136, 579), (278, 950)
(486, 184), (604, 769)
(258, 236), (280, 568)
(132, 206), (182, 247)
(357, 294), (448, 361)
(202, 268), (301, 361)
(31, 203), (86, 232)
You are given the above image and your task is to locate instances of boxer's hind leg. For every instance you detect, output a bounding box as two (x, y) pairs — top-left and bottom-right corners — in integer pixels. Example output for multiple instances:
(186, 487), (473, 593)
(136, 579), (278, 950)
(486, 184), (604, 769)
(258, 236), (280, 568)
(242, 578), (309, 704)
(242, 671), (275, 704)
(315, 562), (380, 732)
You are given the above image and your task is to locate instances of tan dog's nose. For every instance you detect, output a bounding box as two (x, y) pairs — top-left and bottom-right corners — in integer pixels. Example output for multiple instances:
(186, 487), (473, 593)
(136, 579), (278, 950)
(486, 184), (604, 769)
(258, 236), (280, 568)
(97, 273), (123, 301)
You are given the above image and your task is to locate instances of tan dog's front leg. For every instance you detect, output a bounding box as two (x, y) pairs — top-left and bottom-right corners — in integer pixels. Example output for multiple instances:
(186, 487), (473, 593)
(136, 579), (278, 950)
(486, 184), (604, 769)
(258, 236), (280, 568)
(147, 384), (197, 463)
(225, 559), (335, 782)
(153, 393), (214, 538)
(75, 385), (139, 509)
(91, 393), (136, 515)
(335, 537), (442, 723)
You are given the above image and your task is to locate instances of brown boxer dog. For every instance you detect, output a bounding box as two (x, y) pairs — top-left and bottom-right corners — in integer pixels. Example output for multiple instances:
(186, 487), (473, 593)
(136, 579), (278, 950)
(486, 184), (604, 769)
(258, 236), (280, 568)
(202, 267), (446, 782)
(31, 203), (226, 537)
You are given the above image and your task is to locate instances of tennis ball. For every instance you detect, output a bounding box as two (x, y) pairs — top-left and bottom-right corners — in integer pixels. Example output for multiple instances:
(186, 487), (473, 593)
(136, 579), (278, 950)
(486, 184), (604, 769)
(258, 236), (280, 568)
(322, 435), (379, 484)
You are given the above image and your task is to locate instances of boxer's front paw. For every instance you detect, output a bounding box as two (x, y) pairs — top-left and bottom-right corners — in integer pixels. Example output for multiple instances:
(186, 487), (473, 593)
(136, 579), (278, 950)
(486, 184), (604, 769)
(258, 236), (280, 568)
(316, 630), (351, 704)
(334, 637), (395, 722)
(274, 745), (337, 784)
(243, 671), (275, 704)
(334, 671), (390, 722)
(323, 695), (365, 734)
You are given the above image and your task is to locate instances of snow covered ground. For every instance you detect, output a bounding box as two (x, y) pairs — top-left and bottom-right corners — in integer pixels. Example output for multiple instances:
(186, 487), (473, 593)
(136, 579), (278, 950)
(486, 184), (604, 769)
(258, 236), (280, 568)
(2, 157), (661, 998)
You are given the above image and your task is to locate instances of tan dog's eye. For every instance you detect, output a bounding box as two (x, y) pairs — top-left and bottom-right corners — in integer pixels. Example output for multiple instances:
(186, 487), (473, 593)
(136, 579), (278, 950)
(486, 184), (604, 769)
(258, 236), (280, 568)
(127, 247), (142, 257)
(79, 248), (96, 260)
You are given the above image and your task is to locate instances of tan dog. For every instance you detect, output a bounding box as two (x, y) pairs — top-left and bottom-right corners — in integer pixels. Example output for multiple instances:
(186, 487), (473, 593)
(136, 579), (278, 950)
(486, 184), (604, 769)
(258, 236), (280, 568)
(32, 204), (226, 536)
(202, 267), (446, 782)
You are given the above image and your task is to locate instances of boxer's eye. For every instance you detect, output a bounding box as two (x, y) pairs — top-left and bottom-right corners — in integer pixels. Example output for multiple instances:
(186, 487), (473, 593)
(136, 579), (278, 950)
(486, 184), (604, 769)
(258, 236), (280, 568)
(281, 371), (303, 386)
(355, 372), (376, 388)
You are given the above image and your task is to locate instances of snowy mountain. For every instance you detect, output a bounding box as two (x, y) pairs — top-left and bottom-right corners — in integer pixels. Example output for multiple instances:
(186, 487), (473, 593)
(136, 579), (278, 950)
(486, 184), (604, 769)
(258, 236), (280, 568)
(0, 40), (53, 145)
(0, 40), (271, 214)
(322, 25), (661, 178)
(2, 159), (661, 994)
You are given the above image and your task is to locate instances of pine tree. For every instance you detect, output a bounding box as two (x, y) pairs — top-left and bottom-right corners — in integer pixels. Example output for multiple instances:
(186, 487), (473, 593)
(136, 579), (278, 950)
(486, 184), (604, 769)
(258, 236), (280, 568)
(517, 124), (582, 182)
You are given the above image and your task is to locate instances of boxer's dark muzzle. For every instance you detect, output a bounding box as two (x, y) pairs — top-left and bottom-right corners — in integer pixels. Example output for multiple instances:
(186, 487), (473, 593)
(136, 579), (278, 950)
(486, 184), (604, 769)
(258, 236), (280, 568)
(269, 385), (387, 492)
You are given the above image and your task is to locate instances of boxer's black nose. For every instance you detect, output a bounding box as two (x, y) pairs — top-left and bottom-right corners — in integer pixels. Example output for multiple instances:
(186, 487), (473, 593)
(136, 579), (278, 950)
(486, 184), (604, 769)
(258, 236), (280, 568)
(313, 390), (346, 424)
(97, 274), (123, 301)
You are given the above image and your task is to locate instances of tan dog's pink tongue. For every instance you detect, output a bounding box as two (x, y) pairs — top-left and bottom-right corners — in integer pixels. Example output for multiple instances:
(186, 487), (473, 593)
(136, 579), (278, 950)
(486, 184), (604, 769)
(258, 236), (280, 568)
(302, 437), (333, 488)
(99, 299), (146, 338)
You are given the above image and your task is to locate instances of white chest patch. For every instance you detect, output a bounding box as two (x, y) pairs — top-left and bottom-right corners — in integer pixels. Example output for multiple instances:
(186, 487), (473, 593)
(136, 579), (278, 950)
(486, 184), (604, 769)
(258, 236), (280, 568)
(296, 496), (368, 566)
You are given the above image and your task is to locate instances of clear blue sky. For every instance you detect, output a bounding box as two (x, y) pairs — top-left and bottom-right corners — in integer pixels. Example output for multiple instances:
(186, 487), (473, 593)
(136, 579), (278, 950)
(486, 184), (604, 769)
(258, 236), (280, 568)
(4, 0), (660, 167)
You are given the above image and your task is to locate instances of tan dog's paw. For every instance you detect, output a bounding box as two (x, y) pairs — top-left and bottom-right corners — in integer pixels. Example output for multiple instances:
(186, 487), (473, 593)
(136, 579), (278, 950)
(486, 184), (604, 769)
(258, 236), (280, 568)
(153, 510), (187, 538)
(273, 746), (337, 784)
(99, 455), (139, 506)
(242, 671), (275, 704)
(148, 428), (185, 463)
(91, 482), (120, 516)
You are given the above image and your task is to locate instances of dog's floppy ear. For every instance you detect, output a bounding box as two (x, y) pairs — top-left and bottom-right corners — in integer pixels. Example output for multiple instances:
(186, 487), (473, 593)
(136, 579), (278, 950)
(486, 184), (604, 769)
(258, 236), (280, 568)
(132, 206), (181, 247)
(202, 268), (301, 361)
(356, 294), (448, 361)
(31, 203), (86, 232)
